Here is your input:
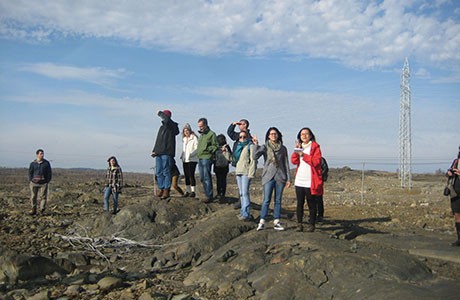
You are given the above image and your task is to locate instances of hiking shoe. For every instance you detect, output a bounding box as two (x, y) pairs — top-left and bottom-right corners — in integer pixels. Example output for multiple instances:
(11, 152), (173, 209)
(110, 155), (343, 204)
(202, 198), (213, 204)
(317, 216), (324, 223)
(156, 189), (163, 198)
(189, 192), (196, 198)
(305, 224), (315, 232)
(274, 223), (285, 231)
(160, 189), (170, 200)
(238, 215), (252, 222)
(183, 192), (190, 197)
(296, 224), (304, 232)
(256, 223), (264, 231)
(218, 195), (227, 204)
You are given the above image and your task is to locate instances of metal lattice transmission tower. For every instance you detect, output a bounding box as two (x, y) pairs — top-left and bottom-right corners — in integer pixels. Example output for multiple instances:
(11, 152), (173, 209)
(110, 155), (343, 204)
(399, 57), (412, 189)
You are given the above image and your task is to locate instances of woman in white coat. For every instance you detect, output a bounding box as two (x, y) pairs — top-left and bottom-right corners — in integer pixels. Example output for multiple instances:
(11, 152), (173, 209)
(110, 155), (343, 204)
(181, 123), (199, 197)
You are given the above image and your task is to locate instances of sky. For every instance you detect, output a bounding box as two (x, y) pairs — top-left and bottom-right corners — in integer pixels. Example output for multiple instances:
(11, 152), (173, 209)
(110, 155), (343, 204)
(0, 0), (459, 174)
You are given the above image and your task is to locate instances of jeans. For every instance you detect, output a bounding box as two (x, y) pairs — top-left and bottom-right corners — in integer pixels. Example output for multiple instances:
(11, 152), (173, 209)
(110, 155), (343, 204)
(156, 155), (172, 190)
(198, 158), (213, 199)
(260, 179), (285, 221)
(104, 186), (119, 212)
(236, 175), (251, 219)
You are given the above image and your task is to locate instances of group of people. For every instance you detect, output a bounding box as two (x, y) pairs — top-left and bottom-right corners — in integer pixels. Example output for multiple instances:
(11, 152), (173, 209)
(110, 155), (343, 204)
(149, 109), (325, 232)
(26, 111), (460, 243)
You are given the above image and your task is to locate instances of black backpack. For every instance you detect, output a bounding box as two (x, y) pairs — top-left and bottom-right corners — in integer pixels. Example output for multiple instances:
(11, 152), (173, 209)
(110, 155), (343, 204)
(321, 157), (329, 182)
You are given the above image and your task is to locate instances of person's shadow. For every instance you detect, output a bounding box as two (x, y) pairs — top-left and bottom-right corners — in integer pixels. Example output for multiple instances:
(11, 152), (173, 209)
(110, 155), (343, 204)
(249, 201), (390, 239)
(318, 217), (391, 240)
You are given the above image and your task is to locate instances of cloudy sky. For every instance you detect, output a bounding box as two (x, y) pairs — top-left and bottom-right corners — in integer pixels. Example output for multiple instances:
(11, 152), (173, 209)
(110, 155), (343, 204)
(0, 0), (459, 173)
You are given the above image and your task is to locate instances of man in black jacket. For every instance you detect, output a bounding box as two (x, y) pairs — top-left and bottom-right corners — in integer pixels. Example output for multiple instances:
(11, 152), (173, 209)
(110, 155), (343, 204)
(151, 110), (179, 199)
(28, 149), (52, 215)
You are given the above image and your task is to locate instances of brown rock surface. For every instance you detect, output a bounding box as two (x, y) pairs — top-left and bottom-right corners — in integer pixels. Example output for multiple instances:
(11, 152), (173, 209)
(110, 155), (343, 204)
(0, 167), (459, 299)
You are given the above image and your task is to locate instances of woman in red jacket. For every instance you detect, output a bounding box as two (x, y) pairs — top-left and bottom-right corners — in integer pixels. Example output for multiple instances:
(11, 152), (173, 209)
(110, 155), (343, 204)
(291, 127), (323, 232)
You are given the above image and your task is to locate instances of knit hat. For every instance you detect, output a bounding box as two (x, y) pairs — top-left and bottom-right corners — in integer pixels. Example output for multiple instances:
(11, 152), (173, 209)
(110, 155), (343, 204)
(162, 110), (172, 118)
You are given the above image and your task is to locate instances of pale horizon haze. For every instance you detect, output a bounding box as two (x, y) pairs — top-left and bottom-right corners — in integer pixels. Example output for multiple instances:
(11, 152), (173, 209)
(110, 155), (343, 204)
(1, 0), (459, 174)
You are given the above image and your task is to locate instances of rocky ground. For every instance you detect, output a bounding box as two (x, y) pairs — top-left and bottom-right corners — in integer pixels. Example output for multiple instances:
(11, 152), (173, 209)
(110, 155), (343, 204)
(0, 167), (459, 300)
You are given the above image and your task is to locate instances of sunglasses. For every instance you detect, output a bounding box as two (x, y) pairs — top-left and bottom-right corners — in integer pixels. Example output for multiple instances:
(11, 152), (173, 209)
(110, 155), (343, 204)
(239, 136), (247, 139)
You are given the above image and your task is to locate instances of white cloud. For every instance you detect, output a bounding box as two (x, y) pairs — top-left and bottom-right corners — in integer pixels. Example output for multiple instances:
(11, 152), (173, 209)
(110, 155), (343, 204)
(415, 67), (430, 77)
(19, 63), (130, 86)
(1, 0), (459, 71)
(1, 84), (457, 172)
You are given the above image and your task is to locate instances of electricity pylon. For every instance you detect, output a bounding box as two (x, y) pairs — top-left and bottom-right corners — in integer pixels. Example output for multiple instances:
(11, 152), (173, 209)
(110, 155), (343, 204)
(399, 57), (412, 189)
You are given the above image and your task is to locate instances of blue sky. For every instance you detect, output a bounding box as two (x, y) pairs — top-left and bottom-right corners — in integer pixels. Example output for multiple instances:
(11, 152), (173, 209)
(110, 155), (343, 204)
(0, 0), (459, 173)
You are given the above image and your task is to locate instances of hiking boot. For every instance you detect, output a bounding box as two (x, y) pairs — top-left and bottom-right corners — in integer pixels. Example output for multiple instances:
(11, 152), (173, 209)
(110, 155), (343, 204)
(296, 224), (304, 232)
(156, 189), (163, 198)
(183, 192), (190, 197)
(305, 224), (315, 232)
(161, 189), (170, 200)
(256, 222), (265, 231)
(189, 192), (196, 198)
(274, 223), (285, 231)
(202, 198), (213, 204)
(317, 216), (324, 223)
(237, 215), (246, 221)
(29, 209), (37, 216)
(238, 215), (252, 222)
(218, 195), (227, 204)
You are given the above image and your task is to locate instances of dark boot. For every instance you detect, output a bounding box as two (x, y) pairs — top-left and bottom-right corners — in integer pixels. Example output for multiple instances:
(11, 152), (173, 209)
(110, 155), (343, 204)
(161, 189), (170, 200)
(296, 223), (303, 232)
(452, 222), (460, 246)
(156, 189), (163, 198)
(305, 224), (315, 232)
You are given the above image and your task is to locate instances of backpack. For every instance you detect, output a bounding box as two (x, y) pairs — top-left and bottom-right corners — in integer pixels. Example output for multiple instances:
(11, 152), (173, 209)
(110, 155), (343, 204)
(321, 157), (329, 182)
(215, 149), (230, 167)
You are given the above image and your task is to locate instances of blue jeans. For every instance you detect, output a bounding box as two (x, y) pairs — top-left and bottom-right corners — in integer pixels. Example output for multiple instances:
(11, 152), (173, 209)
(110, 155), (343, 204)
(236, 175), (251, 219)
(199, 158), (213, 199)
(104, 186), (119, 212)
(156, 155), (172, 190)
(260, 179), (285, 221)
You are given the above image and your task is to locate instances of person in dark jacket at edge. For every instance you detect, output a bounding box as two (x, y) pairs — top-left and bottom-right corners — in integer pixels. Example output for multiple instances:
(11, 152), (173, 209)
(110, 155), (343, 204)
(151, 109), (179, 200)
(28, 149), (52, 215)
(447, 145), (460, 246)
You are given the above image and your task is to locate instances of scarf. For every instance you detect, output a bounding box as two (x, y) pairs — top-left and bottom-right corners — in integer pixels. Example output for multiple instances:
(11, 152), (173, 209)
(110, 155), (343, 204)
(267, 140), (282, 166)
(233, 139), (251, 164)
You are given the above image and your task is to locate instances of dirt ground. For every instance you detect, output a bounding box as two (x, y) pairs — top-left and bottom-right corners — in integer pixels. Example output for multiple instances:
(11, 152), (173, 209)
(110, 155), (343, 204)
(1, 167), (459, 299)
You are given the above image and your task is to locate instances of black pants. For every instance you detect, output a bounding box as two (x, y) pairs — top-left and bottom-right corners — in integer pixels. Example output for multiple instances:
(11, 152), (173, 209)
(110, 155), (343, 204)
(214, 166), (229, 196)
(183, 162), (197, 186)
(317, 194), (324, 217)
(295, 186), (318, 225)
